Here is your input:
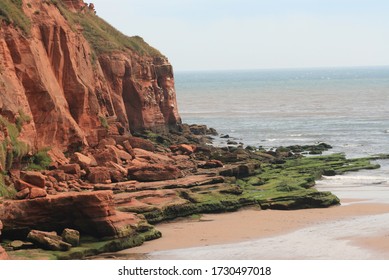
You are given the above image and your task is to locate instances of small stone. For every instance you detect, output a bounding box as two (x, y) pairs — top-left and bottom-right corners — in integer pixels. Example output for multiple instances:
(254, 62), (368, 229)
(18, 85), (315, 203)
(10, 240), (35, 250)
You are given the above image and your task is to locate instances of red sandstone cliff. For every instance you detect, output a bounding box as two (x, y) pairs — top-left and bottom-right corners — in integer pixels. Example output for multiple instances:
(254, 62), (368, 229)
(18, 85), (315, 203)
(0, 0), (181, 151)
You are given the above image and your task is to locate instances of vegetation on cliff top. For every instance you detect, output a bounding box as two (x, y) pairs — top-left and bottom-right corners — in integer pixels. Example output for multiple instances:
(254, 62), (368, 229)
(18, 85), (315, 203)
(0, 0), (31, 34)
(0, 0), (162, 57)
(51, 0), (162, 57)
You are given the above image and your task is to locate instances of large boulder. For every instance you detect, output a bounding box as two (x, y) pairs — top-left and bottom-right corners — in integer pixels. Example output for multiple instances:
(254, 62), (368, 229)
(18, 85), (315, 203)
(20, 171), (46, 188)
(87, 167), (111, 184)
(0, 191), (143, 239)
(72, 152), (97, 169)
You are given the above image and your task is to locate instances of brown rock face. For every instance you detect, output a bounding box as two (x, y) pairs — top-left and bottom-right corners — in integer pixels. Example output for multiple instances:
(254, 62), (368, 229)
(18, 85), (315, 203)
(0, 0), (181, 151)
(0, 191), (143, 238)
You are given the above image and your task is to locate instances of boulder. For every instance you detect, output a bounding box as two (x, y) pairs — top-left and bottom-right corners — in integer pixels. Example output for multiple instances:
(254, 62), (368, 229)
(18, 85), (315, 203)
(127, 164), (183, 182)
(61, 228), (80, 247)
(93, 148), (120, 165)
(29, 188), (48, 199)
(72, 152), (97, 169)
(87, 167), (111, 184)
(27, 230), (71, 251)
(127, 137), (155, 152)
(58, 164), (81, 176)
(0, 191), (144, 239)
(97, 137), (116, 149)
(20, 171), (46, 188)
(106, 145), (132, 162)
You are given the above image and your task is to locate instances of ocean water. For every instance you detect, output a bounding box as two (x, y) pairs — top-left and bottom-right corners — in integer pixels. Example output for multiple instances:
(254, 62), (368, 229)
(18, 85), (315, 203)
(175, 67), (389, 158)
(176, 66), (389, 201)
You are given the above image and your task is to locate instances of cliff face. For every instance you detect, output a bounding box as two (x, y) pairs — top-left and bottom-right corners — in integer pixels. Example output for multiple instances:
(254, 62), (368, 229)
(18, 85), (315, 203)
(0, 0), (181, 151)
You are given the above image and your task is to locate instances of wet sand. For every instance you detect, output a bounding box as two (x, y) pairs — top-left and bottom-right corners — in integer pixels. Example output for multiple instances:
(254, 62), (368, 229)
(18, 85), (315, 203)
(113, 201), (389, 259)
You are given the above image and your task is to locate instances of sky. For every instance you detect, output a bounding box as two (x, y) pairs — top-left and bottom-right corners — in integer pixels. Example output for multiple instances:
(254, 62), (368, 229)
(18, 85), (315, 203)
(92, 0), (389, 71)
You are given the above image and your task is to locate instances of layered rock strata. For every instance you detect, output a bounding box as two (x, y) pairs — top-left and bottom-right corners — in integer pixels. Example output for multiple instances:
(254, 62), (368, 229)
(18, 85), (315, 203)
(0, 0), (181, 151)
(0, 190), (146, 239)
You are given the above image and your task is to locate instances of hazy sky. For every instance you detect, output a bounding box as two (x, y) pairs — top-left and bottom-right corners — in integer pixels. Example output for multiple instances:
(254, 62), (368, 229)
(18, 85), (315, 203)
(92, 0), (389, 71)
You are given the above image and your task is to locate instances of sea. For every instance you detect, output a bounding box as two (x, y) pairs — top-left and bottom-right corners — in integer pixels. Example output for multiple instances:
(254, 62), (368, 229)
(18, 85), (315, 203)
(147, 66), (389, 259)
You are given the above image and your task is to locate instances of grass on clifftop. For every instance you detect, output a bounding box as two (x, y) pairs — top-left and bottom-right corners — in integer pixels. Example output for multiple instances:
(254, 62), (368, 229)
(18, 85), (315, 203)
(0, 0), (30, 34)
(52, 0), (162, 57)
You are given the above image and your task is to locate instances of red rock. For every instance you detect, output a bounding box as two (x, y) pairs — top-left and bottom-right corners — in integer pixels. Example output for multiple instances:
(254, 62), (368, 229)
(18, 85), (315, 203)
(170, 144), (196, 155)
(14, 179), (37, 192)
(0, 191), (144, 238)
(87, 167), (111, 184)
(58, 164), (81, 176)
(47, 170), (67, 182)
(123, 140), (136, 158)
(47, 148), (70, 166)
(98, 138), (116, 149)
(133, 148), (174, 164)
(126, 137), (155, 152)
(199, 160), (224, 169)
(106, 145), (133, 163)
(16, 188), (30, 200)
(110, 170), (125, 183)
(107, 161), (128, 176)
(127, 164), (183, 182)
(93, 148), (120, 165)
(29, 188), (48, 199)
(20, 171), (46, 188)
(72, 152), (96, 169)
(0, 2), (181, 152)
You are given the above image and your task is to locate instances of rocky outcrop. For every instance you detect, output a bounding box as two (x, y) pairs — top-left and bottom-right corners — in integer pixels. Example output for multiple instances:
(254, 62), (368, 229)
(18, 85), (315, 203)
(0, 0), (181, 151)
(0, 190), (146, 239)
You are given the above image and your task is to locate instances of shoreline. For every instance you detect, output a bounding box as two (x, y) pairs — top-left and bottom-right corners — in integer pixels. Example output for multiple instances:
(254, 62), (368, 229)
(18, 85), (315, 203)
(100, 199), (389, 259)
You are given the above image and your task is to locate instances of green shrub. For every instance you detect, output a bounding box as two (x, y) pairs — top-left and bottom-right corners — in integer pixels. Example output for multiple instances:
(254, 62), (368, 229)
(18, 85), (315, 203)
(0, 173), (16, 199)
(27, 148), (52, 170)
(53, 1), (161, 56)
(99, 115), (109, 129)
(0, 0), (31, 34)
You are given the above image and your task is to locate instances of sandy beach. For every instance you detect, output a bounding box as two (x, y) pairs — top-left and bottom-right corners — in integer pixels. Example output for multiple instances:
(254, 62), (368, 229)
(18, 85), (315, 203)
(101, 201), (388, 259)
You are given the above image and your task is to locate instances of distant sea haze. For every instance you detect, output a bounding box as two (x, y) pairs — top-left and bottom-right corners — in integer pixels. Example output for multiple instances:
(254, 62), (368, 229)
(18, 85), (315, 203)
(175, 66), (389, 158)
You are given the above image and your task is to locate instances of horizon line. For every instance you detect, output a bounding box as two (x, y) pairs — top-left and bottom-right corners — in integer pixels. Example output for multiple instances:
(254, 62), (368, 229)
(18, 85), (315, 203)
(174, 64), (389, 73)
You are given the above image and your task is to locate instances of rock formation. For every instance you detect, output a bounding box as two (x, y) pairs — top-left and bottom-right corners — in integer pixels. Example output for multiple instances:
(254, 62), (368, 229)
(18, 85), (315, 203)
(0, 0), (181, 151)
(0, 190), (146, 239)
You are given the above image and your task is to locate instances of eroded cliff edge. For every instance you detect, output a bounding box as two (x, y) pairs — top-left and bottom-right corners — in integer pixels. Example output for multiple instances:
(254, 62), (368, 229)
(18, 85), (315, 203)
(0, 0), (181, 151)
(1, 0), (385, 260)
